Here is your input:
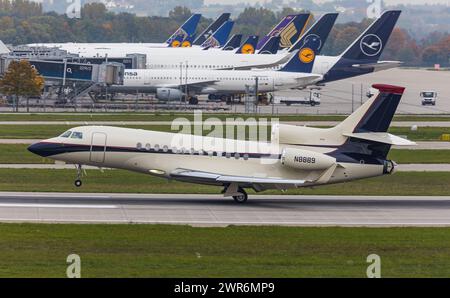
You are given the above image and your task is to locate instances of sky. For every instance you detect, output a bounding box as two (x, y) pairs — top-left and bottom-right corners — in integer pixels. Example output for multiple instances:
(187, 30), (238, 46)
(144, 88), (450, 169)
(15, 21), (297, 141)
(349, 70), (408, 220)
(205, 0), (450, 5)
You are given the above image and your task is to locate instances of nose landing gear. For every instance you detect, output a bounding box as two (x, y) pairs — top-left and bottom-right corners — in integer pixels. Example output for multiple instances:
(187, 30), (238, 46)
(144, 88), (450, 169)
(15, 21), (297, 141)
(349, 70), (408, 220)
(74, 164), (83, 187)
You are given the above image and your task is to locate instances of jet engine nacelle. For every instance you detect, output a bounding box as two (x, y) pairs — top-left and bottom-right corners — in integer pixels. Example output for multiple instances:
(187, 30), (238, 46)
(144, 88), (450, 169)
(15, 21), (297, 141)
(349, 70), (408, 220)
(281, 148), (336, 171)
(156, 88), (183, 101)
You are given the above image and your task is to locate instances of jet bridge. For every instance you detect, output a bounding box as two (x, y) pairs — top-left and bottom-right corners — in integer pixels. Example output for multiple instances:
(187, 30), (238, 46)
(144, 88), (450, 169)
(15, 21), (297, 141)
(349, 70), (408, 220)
(7, 45), (146, 69)
(0, 57), (125, 103)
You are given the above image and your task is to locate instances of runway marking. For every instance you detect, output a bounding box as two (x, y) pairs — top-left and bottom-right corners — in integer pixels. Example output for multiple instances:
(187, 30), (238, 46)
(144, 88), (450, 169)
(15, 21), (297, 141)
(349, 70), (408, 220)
(0, 203), (117, 209)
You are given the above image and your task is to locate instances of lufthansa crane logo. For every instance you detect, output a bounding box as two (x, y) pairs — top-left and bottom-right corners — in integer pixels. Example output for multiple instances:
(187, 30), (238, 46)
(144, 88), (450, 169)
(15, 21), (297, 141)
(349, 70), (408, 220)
(181, 41), (191, 48)
(299, 47), (315, 63)
(171, 40), (181, 47)
(241, 43), (255, 54)
(360, 34), (383, 57)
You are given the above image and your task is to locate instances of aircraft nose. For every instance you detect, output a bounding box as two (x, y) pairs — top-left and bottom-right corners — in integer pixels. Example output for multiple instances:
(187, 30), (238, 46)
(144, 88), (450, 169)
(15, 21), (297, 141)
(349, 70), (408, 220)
(27, 141), (60, 157)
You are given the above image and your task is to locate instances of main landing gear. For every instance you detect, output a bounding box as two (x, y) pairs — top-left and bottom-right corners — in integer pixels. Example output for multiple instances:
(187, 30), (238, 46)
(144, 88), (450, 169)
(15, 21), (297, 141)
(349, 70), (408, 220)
(74, 164), (83, 187)
(232, 187), (248, 204)
(223, 184), (249, 203)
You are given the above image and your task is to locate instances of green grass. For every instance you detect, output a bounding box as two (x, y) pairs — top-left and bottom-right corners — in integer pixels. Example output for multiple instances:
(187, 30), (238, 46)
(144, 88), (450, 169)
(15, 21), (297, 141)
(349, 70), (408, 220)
(0, 224), (449, 277)
(0, 144), (53, 164)
(1, 124), (450, 141)
(0, 144), (449, 165)
(0, 169), (448, 196)
(388, 149), (450, 164)
(1, 112), (450, 122)
(389, 127), (450, 141)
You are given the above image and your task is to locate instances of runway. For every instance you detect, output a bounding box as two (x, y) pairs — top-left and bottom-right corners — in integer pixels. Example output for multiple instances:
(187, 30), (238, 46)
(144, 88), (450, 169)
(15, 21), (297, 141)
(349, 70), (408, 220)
(0, 192), (449, 227)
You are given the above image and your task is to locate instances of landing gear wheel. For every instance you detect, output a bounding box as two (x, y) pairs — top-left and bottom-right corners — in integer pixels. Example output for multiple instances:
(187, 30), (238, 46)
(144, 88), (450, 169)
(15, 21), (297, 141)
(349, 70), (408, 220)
(74, 164), (83, 187)
(232, 189), (248, 203)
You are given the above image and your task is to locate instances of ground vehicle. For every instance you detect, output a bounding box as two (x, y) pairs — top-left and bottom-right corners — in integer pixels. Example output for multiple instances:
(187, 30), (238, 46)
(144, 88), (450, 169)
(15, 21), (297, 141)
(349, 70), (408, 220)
(421, 91), (437, 106)
(278, 91), (321, 106)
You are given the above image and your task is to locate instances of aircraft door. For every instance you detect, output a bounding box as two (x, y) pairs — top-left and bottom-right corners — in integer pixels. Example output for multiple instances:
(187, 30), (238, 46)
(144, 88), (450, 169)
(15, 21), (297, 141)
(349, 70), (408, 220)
(90, 132), (107, 163)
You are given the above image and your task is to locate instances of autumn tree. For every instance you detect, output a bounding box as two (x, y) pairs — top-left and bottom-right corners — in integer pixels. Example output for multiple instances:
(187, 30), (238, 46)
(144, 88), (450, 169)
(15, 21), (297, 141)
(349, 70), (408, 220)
(0, 60), (45, 112)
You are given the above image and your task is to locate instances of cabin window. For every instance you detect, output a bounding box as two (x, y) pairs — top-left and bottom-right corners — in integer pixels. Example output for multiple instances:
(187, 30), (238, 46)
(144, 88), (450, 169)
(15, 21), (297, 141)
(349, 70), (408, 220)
(60, 131), (72, 138)
(71, 132), (83, 139)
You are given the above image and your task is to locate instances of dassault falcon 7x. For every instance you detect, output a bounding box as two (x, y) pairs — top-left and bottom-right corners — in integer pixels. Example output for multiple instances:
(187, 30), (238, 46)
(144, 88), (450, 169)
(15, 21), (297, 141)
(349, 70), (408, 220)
(28, 84), (415, 203)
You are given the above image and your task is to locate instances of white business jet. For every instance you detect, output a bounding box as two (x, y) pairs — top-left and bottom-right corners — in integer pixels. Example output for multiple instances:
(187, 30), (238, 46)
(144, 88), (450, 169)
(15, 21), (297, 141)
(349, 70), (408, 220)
(28, 84), (415, 203)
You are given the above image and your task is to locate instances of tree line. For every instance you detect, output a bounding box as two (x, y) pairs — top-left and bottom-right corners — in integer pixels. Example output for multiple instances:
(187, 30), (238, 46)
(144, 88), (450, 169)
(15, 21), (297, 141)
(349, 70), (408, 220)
(0, 1), (448, 66)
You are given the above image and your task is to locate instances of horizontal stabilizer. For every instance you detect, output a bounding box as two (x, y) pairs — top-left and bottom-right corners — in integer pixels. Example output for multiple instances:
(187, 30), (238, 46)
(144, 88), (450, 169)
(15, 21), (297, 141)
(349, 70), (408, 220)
(352, 61), (402, 71)
(343, 132), (416, 146)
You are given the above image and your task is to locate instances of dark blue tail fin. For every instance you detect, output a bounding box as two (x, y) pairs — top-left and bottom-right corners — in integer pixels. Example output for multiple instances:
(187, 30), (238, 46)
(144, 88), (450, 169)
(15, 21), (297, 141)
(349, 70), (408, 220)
(166, 14), (201, 44)
(236, 35), (259, 54)
(336, 84), (405, 134)
(258, 36), (281, 54)
(168, 34), (184, 47)
(279, 35), (321, 73)
(181, 34), (196, 48)
(322, 10), (401, 83)
(201, 21), (235, 48)
(288, 13), (338, 53)
(341, 10), (401, 62)
(331, 84), (408, 161)
(222, 34), (243, 51)
(194, 13), (231, 46)
(354, 84), (404, 133)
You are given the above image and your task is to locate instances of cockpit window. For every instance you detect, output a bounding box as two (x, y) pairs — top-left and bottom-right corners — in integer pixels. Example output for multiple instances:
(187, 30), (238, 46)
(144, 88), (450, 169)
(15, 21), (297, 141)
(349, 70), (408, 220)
(60, 131), (72, 138)
(71, 132), (83, 139)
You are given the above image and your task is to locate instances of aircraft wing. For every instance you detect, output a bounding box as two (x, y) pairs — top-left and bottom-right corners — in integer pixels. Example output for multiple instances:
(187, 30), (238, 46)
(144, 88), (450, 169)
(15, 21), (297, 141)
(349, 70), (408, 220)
(156, 80), (218, 91)
(170, 168), (307, 191)
(294, 74), (323, 85)
(227, 52), (294, 70)
(352, 61), (402, 72)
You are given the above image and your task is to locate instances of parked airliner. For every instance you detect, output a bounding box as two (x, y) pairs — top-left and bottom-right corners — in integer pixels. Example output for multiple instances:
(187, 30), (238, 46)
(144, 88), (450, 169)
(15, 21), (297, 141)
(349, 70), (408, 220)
(28, 84), (415, 203)
(101, 36), (323, 103)
(27, 11), (399, 76)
